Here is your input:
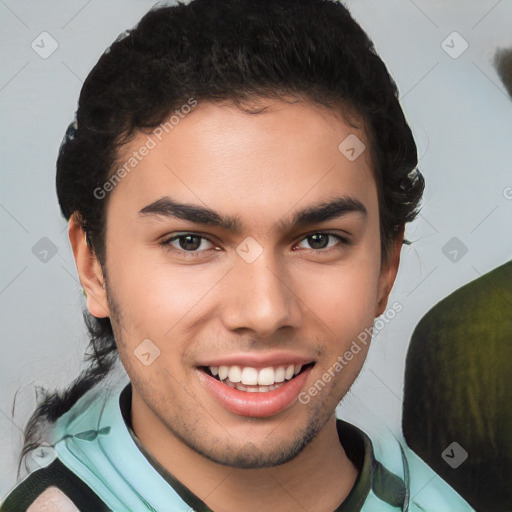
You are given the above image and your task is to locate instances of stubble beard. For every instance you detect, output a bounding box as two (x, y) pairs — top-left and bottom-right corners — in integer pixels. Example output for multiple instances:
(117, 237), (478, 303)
(104, 278), (336, 470)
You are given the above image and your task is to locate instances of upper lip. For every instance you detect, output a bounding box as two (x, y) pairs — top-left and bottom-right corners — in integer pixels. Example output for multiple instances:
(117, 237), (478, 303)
(196, 351), (315, 369)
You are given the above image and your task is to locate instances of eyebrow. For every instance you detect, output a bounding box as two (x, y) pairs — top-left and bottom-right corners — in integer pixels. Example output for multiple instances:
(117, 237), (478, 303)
(138, 195), (367, 233)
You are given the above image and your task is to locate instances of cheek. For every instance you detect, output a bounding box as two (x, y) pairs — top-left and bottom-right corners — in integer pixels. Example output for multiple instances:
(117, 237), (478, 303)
(294, 256), (381, 338)
(106, 245), (220, 341)
(106, 263), (194, 382)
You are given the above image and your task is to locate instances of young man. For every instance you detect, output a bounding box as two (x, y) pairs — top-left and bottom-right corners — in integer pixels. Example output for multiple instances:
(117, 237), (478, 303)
(1, 0), (474, 510)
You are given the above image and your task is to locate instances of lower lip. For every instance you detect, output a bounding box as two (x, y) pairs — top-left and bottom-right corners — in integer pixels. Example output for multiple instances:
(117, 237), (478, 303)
(197, 366), (313, 418)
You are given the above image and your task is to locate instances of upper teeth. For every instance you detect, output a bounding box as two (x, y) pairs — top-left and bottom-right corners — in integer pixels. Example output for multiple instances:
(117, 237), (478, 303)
(210, 364), (303, 385)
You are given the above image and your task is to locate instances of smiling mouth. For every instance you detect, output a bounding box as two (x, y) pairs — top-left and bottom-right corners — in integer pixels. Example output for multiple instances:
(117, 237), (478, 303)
(200, 362), (315, 393)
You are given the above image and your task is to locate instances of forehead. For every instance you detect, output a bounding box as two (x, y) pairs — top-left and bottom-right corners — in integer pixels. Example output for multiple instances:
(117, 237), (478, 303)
(107, 99), (377, 226)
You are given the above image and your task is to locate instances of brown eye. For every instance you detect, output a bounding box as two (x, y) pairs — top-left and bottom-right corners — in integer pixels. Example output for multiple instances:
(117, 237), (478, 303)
(161, 232), (216, 257)
(175, 234), (203, 251)
(296, 232), (348, 251)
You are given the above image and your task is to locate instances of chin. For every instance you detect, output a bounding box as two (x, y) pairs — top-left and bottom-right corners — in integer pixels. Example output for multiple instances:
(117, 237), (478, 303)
(186, 419), (324, 469)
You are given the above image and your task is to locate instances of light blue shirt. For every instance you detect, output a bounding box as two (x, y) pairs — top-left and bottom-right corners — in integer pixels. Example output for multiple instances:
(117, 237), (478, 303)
(5, 371), (475, 511)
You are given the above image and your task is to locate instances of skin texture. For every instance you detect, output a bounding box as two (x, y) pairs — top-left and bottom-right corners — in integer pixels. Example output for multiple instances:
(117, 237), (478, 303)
(27, 487), (80, 512)
(69, 99), (403, 512)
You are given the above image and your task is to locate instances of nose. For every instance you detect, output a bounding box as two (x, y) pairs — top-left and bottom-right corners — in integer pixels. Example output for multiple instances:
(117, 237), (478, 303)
(220, 250), (302, 338)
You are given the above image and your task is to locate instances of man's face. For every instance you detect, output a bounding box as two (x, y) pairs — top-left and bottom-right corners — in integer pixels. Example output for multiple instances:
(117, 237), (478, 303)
(84, 99), (398, 468)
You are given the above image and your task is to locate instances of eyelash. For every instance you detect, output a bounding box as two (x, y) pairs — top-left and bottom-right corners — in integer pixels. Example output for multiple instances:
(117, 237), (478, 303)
(160, 232), (350, 258)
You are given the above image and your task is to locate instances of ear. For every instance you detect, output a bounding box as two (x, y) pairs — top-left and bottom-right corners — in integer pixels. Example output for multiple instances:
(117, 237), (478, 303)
(375, 228), (404, 317)
(68, 214), (110, 318)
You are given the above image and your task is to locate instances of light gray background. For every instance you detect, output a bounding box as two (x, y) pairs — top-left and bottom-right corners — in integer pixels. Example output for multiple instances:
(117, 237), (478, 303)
(1, 0), (511, 500)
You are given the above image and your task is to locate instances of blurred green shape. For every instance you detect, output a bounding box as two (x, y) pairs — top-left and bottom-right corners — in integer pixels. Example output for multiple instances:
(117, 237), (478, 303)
(403, 260), (512, 512)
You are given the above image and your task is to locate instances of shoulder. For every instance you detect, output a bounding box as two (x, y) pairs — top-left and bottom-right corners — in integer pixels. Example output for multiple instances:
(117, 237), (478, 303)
(401, 444), (476, 511)
(346, 418), (476, 512)
(0, 459), (110, 512)
(26, 487), (79, 512)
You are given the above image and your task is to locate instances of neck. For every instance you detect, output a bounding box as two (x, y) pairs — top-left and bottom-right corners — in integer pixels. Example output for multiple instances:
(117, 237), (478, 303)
(131, 393), (359, 512)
